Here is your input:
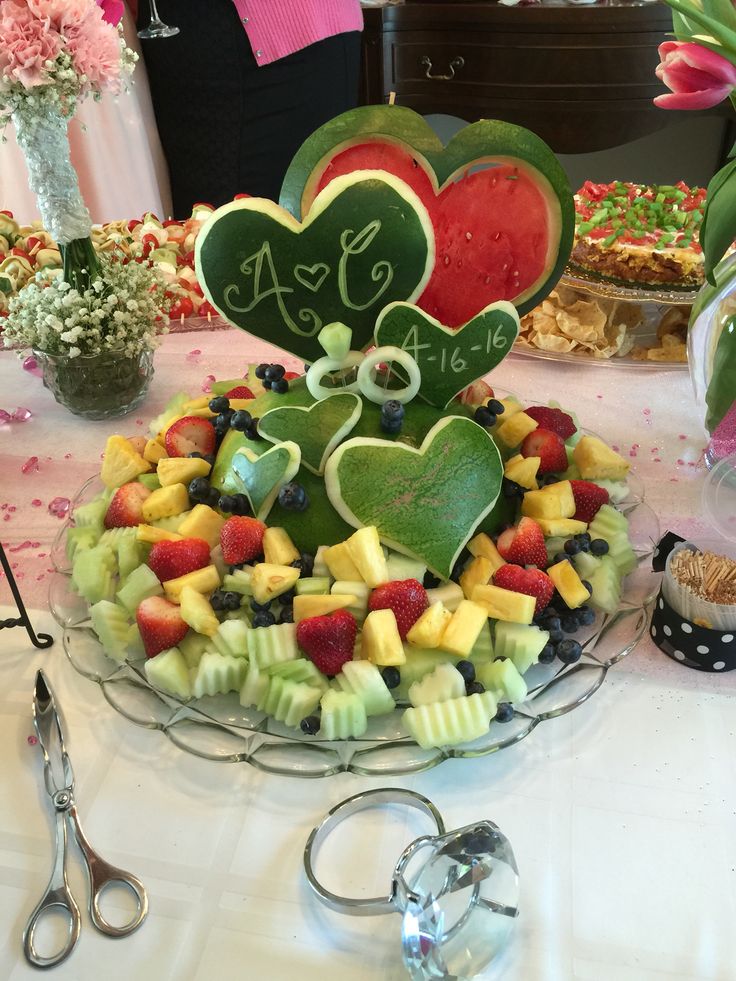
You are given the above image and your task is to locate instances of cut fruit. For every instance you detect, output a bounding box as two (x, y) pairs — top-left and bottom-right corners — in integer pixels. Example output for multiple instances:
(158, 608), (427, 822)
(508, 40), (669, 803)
(477, 658), (528, 704)
(164, 415), (216, 458)
(361, 608), (406, 666)
(179, 631), (210, 669)
(73, 496), (109, 535)
(251, 563), (301, 604)
(178, 505), (225, 549)
(144, 647), (191, 699)
(587, 505), (637, 575)
(588, 555), (622, 614)
(330, 580), (370, 623)
(471, 584), (535, 624)
(100, 435), (150, 489)
(117, 562), (163, 614)
(163, 565), (221, 603)
(141, 484), (190, 523)
(191, 651), (247, 697)
(408, 662), (465, 707)
(247, 622), (299, 669)
(104, 482), (151, 529)
(386, 552), (427, 584)
(72, 546), (116, 605)
(467, 533), (506, 572)
(294, 576), (331, 596)
(180, 586), (219, 637)
(136, 524), (183, 545)
(406, 601), (453, 649)
(402, 691), (497, 748)
(293, 592), (356, 622)
(437, 600), (488, 657)
(546, 560), (591, 609)
(346, 526), (388, 588)
(536, 518), (588, 537)
(493, 621), (549, 674)
(240, 661), (269, 708)
(495, 411), (538, 449)
(209, 619), (250, 658)
(425, 581), (464, 612)
(136, 594), (189, 658)
(156, 457), (211, 487)
(258, 675), (322, 728)
(262, 527), (300, 566)
(89, 600), (130, 662)
(267, 658), (330, 693)
(323, 541), (363, 581)
(504, 454), (540, 491)
(459, 556), (494, 601)
(66, 526), (100, 561)
(573, 435), (630, 481)
(319, 689), (368, 739)
(337, 660), (395, 716)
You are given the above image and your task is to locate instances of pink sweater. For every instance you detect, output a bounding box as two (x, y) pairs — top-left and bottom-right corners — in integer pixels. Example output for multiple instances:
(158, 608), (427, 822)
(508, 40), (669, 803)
(230, 0), (364, 65)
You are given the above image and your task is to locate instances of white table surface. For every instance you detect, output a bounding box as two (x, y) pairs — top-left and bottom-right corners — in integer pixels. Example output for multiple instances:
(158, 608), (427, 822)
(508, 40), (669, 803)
(2, 331), (736, 981)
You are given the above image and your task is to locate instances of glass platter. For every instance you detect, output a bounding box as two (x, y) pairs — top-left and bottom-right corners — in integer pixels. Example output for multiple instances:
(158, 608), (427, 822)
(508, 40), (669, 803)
(512, 269), (695, 370)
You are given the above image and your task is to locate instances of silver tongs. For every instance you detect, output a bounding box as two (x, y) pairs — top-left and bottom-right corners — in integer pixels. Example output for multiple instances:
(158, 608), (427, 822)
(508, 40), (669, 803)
(23, 670), (148, 969)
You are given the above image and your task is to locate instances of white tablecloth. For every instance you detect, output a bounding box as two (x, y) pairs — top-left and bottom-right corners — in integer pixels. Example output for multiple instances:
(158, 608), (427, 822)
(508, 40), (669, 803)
(2, 331), (736, 980)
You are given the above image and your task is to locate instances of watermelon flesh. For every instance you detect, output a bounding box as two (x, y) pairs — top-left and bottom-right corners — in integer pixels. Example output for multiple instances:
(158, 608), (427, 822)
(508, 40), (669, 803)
(310, 140), (557, 327)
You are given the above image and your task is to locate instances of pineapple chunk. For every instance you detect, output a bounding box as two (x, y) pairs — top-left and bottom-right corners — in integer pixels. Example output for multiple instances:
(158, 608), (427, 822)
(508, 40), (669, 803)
(495, 411), (538, 448)
(142, 483), (190, 522)
(181, 396), (211, 411)
(536, 518), (588, 537)
(250, 563), (301, 604)
(263, 527), (300, 566)
(437, 600), (488, 657)
(492, 398), (523, 425)
(547, 560), (591, 609)
(504, 454), (541, 491)
(157, 457), (211, 487)
(540, 480), (575, 518)
(406, 601), (453, 649)
(100, 435), (151, 489)
(573, 435), (630, 480)
(178, 504), (225, 548)
(346, 526), (388, 587)
(143, 439), (167, 465)
(362, 609), (406, 665)
(136, 524), (183, 544)
(163, 565), (221, 603)
(470, 584), (535, 624)
(520, 488), (563, 520)
(179, 585), (219, 637)
(426, 581), (464, 612)
(459, 556), (494, 600)
(467, 533), (506, 573)
(293, 593), (357, 623)
(323, 541), (363, 581)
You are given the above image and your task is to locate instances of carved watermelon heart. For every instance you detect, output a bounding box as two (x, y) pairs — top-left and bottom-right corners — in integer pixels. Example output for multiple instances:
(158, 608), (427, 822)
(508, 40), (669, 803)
(324, 416), (503, 579)
(195, 171), (434, 363)
(375, 301), (519, 408)
(231, 441), (301, 520)
(258, 392), (363, 475)
(281, 106), (574, 327)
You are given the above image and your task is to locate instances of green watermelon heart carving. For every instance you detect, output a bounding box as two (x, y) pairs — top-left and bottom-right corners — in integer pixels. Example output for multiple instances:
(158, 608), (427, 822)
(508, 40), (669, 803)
(375, 301), (519, 408)
(258, 392), (363, 475)
(195, 171), (434, 363)
(281, 106), (574, 327)
(231, 441), (301, 520)
(324, 416), (503, 579)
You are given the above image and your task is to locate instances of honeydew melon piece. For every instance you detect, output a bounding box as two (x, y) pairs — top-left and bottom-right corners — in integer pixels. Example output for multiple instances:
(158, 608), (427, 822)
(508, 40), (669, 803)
(493, 622), (549, 675)
(145, 647), (191, 699)
(247, 622), (299, 669)
(258, 393), (363, 476)
(338, 659), (395, 715)
(117, 537), (150, 582)
(208, 617), (250, 657)
(294, 576), (331, 596)
(72, 546), (117, 605)
(66, 526), (100, 561)
(313, 546), (331, 579)
(426, 581), (464, 612)
(179, 631), (210, 669)
(240, 661), (269, 709)
(318, 321), (352, 360)
(267, 658), (329, 693)
(99, 526), (137, 548)
(330, 580), (370, 623)
(137, 473), (161, 491)
(477, 658), (528, 704)
(150, 512), (190, 533)
(117, 563), (163, 614)
(191, 651), (247, 698)
(590, 478), (629, 505)
(402, 691), (497, 748)
(231, 442), (301, 521)
(386, 552), (427, 583)
(73, 497), (109, 535)
(469, 620), (494, 663)
(319, 689), (368, 740)
(587, 505), (637, 575)
(587, 555), (622, 614)
(148, 391), (189, 437)
(89, 600), (131, 662)
(258, 676), (322, 728)
(572, 550), (603, 579)
(222, 569), (254, 596)
(408, 662), (465, 707)
(394, 647), (454, 701)
(126, 623), (145, 658)
(544, 536), (567, 564)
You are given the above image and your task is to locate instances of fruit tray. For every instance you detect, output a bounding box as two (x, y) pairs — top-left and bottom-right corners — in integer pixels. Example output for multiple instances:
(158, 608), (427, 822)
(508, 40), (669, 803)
(48, 474), (660, 777)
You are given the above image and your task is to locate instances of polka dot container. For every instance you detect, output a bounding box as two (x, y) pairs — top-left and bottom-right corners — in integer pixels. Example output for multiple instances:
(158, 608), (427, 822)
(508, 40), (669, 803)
(650, 589), (736, 671)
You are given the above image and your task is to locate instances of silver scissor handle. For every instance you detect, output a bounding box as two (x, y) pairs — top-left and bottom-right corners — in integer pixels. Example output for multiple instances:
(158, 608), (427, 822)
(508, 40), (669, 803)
(23, 808), (81, 969)
(68, 805), (148, 937)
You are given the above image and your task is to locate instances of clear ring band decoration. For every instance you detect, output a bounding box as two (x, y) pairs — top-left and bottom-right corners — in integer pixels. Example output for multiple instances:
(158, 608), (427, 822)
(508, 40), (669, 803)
(305, 352), (365, 400)
(304, 788), (519, 980)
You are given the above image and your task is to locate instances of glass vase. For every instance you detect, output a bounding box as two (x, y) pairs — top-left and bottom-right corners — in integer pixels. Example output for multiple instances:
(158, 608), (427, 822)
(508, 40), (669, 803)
(34, 347), (153, 421)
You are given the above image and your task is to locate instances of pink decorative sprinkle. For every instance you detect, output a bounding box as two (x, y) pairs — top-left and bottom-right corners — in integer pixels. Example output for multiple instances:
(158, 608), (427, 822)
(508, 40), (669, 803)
(12, 407), (32, 422)
(186, 349), (202, 363)
(642, 408), (651, 416)
(650, 447), (659, 453)
(676, 458), (685, 466)
(22, 356), (41, 376)
(201, 374), (215, 393)
(679, 434), (687, 440)
(21, 456), (39, 474)
(629, 448), (638, 458)
(8, 540), (40, 553)
(48, 497), (71, 519)
(612, 445), (620, 452)
(64, 453), (72, 460)
(0, 410), (10, 424)
(27, 735), (38, 746)
(596, 394), (603, 399)
(654, 458), (662, 463)
(31, 499), (42, 507)
(135, 418), (144, 426)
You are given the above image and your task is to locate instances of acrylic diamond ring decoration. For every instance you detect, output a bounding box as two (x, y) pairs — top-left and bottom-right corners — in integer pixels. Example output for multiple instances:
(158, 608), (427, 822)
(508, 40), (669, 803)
(48, 463), (659, 778)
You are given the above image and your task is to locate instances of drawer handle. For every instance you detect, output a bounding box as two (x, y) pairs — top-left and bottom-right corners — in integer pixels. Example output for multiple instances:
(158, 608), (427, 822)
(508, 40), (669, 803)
(420, 55), (465, 81)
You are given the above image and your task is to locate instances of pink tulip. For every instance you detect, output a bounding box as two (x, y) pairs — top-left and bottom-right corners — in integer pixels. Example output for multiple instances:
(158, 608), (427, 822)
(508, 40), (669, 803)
(96, 0), (124, 26)
(655, 40), (736, 109)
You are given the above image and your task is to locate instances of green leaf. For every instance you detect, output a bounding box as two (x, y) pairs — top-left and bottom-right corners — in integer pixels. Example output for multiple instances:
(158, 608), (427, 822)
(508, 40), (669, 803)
(702, 0), (736, 33)
(702, 170), (736, 281)
(662, 0), (736, 60)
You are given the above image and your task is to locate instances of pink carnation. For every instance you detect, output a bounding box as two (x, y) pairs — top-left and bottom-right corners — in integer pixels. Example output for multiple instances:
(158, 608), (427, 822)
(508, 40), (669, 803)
(97, 0), (124, 27)
(65, 15), (123, 91)
(0, 0), (62, 89)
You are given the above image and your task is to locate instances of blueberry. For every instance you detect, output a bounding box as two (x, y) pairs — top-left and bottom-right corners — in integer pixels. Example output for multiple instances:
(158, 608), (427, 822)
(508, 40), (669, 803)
(423, 571), (440, 589)
(557, 638), (583, 664)
(188, 477), (211, 502)
(229, 409), (252, 431)
(300, 715), (320, 735)
(218, 494), (237, 514)
(245, 418), (263, 441)
(250, 598), (271, 612)
(279, 588), (296, 604)
(381, 399), (405, 423)
(576, 606), (596, 626)
(561, 615), (580, 634)
(487, 398), (505, 416)
(271, 378), (289, 395)
(223, 591), (241, 611)
(538, 643), (556, 664)
(209, 396), (230, 414)
(548, 627), (564, 644)
(590, 538), (609, 556)
(466, 680), (485, 696)
(252, 609), (276, 628)
(278, 606), (294, 624)
(264, 364), (285, 382)
(206, 487), (221, 508)
(261, 379), (272, 391)
(291, 552), (314, 577)
(279, 481), (309, 511)
(188, 451), (204, 460)
(495, 702), (514, 723)
(380, 417), (402, 435)
(474, 406), (496, 428)
(455, 660), (475, 683)
(580, 580), (593, 596)
(255, 363), (269, 380)
(502, 478), (524, 500)
(231, 493), (252, 516)
(210, 590), (226, 611)
(553, 552), (570, 566)
(542, 615), (562, 633)
(564, 538), (581, 556)
(575, 533), (592, 551)
(381, 666), (401, 689)
(202, 454), (215, 467)
(214, 412), (232, 437)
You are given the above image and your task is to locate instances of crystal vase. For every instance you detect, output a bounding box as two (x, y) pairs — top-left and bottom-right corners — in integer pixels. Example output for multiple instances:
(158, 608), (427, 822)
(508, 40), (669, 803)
(34, 348), (154, 421)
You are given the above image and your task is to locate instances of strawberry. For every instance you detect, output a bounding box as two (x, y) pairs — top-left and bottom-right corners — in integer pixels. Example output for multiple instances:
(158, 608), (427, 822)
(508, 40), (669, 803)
(570, 479), (609, 523)
(520, 428), (568, 474)
(524, 406), (577, 440)
(224, 385), (255, 399)
(296, 610), (357, 676)
(493, 565), (554, 616)
(148, 537), (211, 582)
(367, 578), (428, 639)
(220, 516), (266, 565)
(104, 482), (151, 528)
(164, 415), (216, 458)
(496, 517), (548, 568)
(456, 379), (494, 406)
(136, 595), (189, 658)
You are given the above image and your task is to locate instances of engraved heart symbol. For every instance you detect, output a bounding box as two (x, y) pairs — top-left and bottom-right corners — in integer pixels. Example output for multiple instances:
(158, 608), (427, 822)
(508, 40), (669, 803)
(325, 416), (503, 579)
(259, 392), (362, 475)
(293, 262), (330, 293)
(375, 301), (519, 409)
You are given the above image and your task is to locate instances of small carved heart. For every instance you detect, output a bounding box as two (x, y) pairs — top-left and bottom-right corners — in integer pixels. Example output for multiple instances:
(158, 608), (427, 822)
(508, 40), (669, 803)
(293, 262), (330, 293)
